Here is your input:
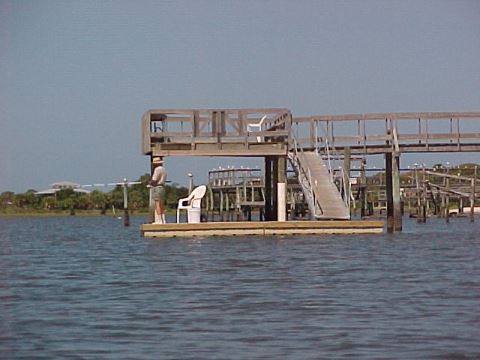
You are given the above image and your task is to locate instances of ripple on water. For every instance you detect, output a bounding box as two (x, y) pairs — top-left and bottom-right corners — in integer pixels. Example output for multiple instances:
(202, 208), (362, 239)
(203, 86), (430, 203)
(0, 216), (479, 359)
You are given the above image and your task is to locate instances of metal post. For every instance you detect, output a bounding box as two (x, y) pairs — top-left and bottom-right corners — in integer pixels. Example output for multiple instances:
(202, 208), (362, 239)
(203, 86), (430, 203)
(123, 178), (130, 227)
(188, 173), (193, 193)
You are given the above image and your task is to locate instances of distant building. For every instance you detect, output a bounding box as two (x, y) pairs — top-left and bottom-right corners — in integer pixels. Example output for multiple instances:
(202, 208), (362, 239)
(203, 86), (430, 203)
(35, 181), (90, 195)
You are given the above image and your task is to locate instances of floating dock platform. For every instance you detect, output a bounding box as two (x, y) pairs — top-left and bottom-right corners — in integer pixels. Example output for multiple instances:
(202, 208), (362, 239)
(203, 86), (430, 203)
(141, 220), (384, 238)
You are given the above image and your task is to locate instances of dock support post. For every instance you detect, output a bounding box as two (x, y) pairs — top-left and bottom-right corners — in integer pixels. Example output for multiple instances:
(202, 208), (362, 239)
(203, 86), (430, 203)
(392, 154), (402, 231)
(421, 167), (428, 222)
(343, 147), (351, 210)
(415, 166), (426, 223)
(272, 156), (279, 220)
(360, 159), (367, 218)
(264, 156), (273, 221)
(386, 152), (402, 232)
(470, 166), (476, 222)
(445, 178), (450, 223)
(386, 153), (393, 232)
(277, 156), (287, 221)
(220, 190), (224, 221)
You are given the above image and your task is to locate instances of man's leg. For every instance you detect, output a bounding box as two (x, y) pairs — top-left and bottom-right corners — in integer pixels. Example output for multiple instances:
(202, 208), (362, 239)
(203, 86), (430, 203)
(154, 200), (163, 224)
(159, 201), (166, 224)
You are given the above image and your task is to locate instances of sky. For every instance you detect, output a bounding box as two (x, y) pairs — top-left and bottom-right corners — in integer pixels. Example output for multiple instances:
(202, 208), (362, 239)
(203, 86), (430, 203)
(1, 0), (479, 193)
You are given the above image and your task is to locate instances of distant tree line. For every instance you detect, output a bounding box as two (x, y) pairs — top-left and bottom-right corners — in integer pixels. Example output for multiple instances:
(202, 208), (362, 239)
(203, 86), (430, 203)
(0, 174), (189, 213)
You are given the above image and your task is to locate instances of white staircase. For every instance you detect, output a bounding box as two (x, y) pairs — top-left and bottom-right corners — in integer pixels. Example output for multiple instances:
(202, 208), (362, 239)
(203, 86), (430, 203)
(288, 151), (350, 220)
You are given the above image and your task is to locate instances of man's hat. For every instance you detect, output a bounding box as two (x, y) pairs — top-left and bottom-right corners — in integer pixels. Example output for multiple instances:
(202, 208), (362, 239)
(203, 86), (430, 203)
(152, 157), (164, 165)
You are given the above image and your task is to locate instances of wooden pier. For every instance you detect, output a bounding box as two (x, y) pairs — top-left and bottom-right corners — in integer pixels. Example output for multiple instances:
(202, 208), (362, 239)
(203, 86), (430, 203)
(141, 220), (384, 238)
(141, 108), (480, 235)
(206, 167), (265, 221)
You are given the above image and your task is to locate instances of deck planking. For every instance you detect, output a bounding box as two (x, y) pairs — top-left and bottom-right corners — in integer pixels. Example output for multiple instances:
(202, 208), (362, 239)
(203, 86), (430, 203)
(141, 220), (384, 238)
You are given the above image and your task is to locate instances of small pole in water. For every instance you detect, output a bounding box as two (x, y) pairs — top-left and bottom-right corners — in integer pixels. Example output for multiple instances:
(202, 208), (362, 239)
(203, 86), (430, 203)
(123, 178), (130, 227)
(188, 172), (193, 193)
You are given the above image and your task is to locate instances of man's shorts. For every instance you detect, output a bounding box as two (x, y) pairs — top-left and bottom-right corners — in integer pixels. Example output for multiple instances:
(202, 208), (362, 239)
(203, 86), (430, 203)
(152, 185), (165, 202)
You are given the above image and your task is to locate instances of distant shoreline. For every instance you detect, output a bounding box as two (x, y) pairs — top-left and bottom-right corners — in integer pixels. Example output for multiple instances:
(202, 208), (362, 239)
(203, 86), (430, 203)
(0, 211), (148, 218)
(0, 208), (167, 218)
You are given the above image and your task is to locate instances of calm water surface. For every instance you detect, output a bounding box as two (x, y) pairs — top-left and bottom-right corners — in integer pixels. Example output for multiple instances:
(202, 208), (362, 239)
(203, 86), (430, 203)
(0, 216), (479, 359)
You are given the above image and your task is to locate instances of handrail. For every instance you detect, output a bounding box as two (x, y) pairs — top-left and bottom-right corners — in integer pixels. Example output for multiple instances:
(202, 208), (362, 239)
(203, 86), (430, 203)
(313, 119), (351, 214)
(314, 121), (335, 183)
(339, 166), (351, 212)
(290, 134), (321, 218)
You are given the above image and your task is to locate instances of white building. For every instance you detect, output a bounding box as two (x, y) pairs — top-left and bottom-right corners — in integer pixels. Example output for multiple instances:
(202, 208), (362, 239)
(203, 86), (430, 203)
(35, 181), (90, 195)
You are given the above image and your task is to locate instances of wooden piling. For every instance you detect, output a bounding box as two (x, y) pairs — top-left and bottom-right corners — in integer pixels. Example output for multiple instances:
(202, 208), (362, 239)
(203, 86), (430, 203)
(264, 156), (273, 221)
(272, 156), (279, 220)
(360, 159), (367, 218)
(445, 178), (450, 223)
(277, 156), (287, 221)
(470, 166), (476, 222)
(343, 147), (351, 205)
(392, 154), (402, 231)
(385, 152), (402, 232)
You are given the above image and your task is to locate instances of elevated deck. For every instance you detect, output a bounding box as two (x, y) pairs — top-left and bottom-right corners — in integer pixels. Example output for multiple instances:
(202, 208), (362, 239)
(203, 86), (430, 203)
(141, 220), (384, 238)
(142, 108), (291, 157)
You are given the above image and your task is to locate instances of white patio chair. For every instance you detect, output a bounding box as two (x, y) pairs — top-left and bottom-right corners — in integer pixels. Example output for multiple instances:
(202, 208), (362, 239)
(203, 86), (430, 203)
(176, 185), (207, 223)
(247, 115), (267, 142)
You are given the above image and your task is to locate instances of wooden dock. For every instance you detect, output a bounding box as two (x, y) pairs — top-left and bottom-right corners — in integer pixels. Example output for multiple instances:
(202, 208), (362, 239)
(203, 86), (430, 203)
(141, 108), (480, 233)
(141, 220), (384, 238)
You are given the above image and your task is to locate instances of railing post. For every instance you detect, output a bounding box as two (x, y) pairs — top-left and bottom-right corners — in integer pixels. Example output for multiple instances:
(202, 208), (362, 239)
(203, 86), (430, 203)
(193, 111), (200, 138)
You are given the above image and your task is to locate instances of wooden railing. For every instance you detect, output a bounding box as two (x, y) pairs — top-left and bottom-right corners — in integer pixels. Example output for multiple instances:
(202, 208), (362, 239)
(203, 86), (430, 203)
(292, 112), (480, 154)
(142, 108), (291, 154)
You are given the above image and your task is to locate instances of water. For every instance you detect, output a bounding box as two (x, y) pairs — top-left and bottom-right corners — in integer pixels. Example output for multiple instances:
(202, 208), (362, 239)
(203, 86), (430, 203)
(1, 216), (479, 359)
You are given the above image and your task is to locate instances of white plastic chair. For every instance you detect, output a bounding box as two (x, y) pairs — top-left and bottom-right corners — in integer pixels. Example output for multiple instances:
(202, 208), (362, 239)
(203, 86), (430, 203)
(247, 115), (267, 142)
(176, 185), (207, 223)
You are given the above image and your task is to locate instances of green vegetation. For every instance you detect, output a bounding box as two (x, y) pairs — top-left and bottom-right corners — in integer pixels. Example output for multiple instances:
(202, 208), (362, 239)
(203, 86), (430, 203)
(0, 174), (189, 216)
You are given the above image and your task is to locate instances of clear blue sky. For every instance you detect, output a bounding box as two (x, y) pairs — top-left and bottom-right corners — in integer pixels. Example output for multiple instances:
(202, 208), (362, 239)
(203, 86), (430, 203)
(1, 0), (479, 192)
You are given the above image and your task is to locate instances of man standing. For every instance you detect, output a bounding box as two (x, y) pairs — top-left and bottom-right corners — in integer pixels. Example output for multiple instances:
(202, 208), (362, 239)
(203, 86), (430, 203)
(149, 157), (167, 224)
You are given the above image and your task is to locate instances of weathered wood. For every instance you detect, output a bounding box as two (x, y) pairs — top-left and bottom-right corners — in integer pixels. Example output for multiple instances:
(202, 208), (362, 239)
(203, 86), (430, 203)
(392, 154), (402, 231)
(272, 156), (278, 220)
(277, 156), (287, 221)
(471, 166), (476, 222)
(141, 220), (384, 238)
(386, 152), (393, 232)
(343, 147), (351, 208)
(264, 157), (273, 221)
